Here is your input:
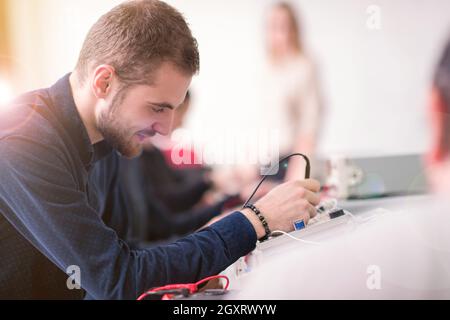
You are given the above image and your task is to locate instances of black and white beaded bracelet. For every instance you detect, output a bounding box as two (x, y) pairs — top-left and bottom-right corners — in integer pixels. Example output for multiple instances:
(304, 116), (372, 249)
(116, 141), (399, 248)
(243, 204), (271, 242)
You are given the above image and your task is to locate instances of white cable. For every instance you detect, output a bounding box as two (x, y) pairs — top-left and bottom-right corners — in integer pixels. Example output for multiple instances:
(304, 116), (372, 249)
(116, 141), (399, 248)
(270, 230), (322, 246)
(270, 209), (380, 246)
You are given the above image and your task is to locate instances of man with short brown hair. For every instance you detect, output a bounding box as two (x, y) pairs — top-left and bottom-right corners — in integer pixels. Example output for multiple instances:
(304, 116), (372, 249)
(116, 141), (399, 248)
(0, 0), (320, 299)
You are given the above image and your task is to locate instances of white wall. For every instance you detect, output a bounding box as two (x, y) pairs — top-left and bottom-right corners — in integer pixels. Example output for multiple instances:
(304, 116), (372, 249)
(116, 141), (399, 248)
(7, 0), (450, 158)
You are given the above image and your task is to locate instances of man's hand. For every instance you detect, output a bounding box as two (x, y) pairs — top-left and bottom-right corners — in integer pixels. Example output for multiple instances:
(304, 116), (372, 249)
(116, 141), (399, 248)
(240, 180), (280, 204)
(241, 179), (321, 240)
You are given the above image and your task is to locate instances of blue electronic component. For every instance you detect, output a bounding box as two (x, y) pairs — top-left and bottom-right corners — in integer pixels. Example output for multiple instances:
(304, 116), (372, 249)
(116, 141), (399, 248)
(294, 219), (306, 231)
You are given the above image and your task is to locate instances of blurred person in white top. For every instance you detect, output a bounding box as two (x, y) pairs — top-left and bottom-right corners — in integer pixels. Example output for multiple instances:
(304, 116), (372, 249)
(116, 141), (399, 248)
(232, 37), (450, 299)
(258, 2), (322, 181)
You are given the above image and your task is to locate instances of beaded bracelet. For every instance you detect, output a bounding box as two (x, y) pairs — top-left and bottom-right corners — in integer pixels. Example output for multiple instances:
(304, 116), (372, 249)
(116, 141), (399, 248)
(243, 204), (271, 242)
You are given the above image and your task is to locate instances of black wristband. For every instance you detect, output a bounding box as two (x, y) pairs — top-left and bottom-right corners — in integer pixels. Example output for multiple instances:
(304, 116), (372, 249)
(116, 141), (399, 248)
(243, 204), (271, 242)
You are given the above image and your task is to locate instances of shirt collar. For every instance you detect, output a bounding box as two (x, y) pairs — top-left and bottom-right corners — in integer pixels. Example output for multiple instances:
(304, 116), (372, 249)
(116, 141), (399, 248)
(48, 73), (113, 170)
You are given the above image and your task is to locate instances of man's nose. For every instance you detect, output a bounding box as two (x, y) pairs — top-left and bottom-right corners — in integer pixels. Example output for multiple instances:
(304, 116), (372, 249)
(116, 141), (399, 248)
(153, 116), (174, 137)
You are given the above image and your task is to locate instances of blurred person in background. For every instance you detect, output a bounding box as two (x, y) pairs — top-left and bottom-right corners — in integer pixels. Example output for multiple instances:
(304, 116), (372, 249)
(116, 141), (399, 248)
(260, 1), (322, 181)
(233, 37), (450, 299)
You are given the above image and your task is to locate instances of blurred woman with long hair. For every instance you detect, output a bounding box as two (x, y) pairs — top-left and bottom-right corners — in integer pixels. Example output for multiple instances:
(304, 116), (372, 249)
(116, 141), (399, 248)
(261, 2), (322, 180)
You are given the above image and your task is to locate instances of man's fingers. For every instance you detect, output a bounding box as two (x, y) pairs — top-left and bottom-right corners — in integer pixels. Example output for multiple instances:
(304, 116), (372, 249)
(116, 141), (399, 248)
(303, 189), (320, 207)
(307, 203), (318, 219)
(297, 203), (315, 226)
(297, 179), (321, 193)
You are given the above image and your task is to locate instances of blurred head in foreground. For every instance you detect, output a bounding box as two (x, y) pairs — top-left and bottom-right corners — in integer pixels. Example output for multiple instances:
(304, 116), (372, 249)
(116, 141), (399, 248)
(427, 36), (450, 194)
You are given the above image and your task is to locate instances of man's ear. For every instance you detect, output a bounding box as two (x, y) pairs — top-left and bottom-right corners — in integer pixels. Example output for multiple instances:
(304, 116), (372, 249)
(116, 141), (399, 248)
(427, 87), (449, 165)
(91, 65), (115, 99)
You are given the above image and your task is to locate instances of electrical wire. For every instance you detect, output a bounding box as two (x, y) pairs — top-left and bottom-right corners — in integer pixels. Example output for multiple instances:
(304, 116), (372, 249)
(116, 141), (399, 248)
(243, 153), (311, 207)
(270, 230), (322, 245)
(195, 275), (230, 290)
(271, 210), (381, 246)
(137, 275), (230, 301)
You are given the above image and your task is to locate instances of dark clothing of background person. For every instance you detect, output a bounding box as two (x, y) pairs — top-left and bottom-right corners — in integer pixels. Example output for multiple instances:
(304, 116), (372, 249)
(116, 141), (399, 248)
(136, 147), (212, 213)
(119, 155), (235, 243)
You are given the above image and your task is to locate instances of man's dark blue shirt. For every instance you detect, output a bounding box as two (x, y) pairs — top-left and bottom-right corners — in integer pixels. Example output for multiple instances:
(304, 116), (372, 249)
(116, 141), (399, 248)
(0, 74), (257, 299)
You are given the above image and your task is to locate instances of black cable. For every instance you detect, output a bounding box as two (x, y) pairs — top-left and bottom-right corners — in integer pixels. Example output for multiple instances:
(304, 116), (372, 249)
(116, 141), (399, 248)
(243, 153), (311, 207)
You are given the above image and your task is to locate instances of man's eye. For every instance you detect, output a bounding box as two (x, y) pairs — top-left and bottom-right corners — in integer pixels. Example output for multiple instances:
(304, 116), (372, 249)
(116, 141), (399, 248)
(152, 107), (165, 114)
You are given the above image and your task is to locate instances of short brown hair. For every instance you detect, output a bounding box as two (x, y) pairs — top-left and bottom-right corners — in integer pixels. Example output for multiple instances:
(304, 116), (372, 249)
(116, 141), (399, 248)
(75, 0), (199, 84)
